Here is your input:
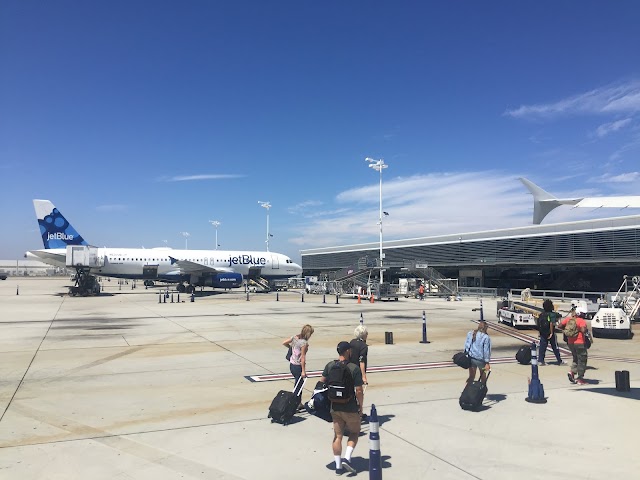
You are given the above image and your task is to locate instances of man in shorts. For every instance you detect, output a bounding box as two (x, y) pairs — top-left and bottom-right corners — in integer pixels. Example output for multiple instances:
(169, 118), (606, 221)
(320, 341), (364, 475)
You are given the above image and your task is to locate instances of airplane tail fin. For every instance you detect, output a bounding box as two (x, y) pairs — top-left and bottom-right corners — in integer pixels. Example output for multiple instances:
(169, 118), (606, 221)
(519, 178), (581, 224)
(33, 199), (89, 249)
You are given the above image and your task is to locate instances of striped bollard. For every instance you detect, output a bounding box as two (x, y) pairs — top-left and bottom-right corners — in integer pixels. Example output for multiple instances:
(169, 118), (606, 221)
(480, 299), (484, 321)
(360, 312), (364, 325)
(420, 310), (429, 344)
(369, 404), (382, 479)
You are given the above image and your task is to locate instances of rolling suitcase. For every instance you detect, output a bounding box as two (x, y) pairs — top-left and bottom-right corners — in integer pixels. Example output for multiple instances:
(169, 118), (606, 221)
(516, 345), (531, 365)
(268, 376), (306, 425)
(459, 371), (491, 411)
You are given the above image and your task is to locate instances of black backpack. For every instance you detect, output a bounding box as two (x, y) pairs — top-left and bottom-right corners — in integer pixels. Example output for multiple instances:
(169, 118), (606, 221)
(326, 360), (355, 404)
(537, 313), (551, 333)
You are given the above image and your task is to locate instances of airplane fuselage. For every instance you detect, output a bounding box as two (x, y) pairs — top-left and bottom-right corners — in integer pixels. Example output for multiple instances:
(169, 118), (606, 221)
(27, 247), (302, 284)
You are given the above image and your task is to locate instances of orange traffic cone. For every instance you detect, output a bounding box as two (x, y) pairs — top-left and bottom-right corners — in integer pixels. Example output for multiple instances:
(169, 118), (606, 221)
(357, 294), (361, 304)
(370, 294), (374, 303)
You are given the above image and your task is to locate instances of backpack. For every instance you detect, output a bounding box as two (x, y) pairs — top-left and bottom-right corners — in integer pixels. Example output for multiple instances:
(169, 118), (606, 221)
(326, 361), (355, 404)
(563, 317), (579, 338)
(537, 313), (551, 333)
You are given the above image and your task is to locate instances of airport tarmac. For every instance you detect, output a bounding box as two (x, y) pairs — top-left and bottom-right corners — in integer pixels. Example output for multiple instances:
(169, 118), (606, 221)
(0, 277), (638, 479)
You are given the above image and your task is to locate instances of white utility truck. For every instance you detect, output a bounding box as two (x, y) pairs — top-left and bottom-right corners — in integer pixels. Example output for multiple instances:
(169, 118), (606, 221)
(591, 275), (639, 339)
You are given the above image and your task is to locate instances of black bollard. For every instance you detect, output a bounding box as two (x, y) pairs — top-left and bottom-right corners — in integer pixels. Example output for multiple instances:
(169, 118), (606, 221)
(177, 293), (180, 303)
(360, 313), (364, 325)
(163, 293), (166, 303)
(615, 370), (631, 392)
(16, 285), (19, 296)
(158, 293), (161, 303)
(171, 294), (174, 303)
(301, 293), (304, 303)
(420, 310), (430, 344)
(385, 332), (394, 344)
(276, 292), (279, 302)
(246, 292), (249, 301)
(190, 292), (194, 303)
(323, 294), (326, 304)
(335, 294), (339, 304)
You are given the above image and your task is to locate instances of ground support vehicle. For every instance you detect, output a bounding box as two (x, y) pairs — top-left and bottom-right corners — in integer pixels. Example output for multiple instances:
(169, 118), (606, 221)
(496, 298), (539, 328)
(591, 275), (639, 339)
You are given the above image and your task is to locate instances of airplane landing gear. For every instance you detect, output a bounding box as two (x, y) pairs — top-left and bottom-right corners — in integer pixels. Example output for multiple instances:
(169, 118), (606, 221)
(177, 284), (186, 293)
(143, 280), (155, 287)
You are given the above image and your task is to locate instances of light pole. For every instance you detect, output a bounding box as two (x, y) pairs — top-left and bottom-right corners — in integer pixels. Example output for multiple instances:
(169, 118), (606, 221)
(258, 201), (272, 251)
(179, 231), (190, 250)
(366, 157), (388, 286)
(209, 221), (221, 249)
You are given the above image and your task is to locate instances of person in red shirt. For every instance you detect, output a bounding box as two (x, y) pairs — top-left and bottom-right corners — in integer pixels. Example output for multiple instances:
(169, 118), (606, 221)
(559, 308), (589, 385)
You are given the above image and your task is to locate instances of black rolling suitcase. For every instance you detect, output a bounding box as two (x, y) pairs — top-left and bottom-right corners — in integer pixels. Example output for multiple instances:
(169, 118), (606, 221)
(459, 371), (491, 411)
(268, 376), (306, 425)
(516, 346), (531, 365)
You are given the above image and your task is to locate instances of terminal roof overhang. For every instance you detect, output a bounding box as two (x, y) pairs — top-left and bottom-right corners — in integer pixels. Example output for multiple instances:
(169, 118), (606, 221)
(300, 214), (640, 257)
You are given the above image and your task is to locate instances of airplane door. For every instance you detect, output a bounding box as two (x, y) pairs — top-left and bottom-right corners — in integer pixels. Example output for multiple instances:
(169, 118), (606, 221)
(271, 255), (280, 269)
(143, 265), (159, 278)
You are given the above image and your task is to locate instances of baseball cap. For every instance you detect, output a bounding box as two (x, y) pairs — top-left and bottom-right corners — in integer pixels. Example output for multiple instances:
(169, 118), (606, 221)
(337, 341), (351, 355)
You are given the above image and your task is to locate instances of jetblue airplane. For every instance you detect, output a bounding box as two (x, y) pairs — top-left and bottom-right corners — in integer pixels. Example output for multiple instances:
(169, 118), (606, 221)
(26, 200), (303, 293)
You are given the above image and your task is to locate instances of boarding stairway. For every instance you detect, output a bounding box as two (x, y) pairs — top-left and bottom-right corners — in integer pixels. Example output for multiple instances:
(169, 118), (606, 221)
(248, 277), (271, 292)
(400, 261), (459, 296)
(614, 275), (640, 321)
(328, 257), (377, 292)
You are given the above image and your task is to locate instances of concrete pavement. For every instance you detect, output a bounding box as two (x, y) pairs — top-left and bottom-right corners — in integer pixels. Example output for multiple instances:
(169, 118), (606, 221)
(0, 278), (638, 479)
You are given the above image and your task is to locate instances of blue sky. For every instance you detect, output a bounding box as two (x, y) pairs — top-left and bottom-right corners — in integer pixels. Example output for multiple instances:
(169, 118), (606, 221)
(2, 1), (640, 262)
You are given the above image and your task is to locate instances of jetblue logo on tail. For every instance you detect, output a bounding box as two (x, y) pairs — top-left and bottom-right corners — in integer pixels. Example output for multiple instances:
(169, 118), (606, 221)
(36, 205), (88, 249)
(47, 232), (75, 241)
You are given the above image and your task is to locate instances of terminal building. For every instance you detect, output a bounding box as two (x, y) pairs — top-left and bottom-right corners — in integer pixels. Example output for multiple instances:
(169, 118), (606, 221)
(300, 214), (640, 292)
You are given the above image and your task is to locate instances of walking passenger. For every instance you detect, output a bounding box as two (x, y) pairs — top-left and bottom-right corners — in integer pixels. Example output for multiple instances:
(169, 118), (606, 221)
(559, 308), (588, 385)
(537, 299), (564, 365)
(320, 341), (364, 476)
(350, 325), (369, 421)
(283, 324), (314, 405)
(464, 321), (492, 384)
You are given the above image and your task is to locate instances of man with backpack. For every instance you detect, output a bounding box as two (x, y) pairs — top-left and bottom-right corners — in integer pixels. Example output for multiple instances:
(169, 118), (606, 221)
(320, 341), (364, 476)
(559, 307), (589, 385)
(537, 299), (564, 365)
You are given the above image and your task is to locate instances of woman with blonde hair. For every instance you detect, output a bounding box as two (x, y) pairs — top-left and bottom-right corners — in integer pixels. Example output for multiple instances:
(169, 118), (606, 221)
(283, 324), (314, 405)
(463, 321), (492, 384)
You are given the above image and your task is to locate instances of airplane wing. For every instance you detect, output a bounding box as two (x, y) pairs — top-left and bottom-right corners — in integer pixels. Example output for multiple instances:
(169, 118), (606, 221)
(26, 249), (67, 267)
(168, 257), (235, 275)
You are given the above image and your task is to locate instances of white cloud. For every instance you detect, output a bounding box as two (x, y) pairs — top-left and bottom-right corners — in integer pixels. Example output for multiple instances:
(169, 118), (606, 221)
(96, 204), (128, 212)
(595, 118), (632, 138)
(596, 172), (640, 183)
(287, 200), (323, 214)
(289, 172), (535, 248)
(505, 80), (640, 119)
(157, 174), (245, 182)
(289, 170), (640, 250)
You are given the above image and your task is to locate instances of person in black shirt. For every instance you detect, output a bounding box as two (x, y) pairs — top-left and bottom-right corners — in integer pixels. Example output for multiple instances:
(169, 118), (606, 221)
(349, 325), (369, 385)
(537, 299), (564, 365)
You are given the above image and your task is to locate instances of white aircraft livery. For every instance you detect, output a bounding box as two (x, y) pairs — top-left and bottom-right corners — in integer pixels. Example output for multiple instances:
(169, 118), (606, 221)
(26, 200), (302, 294)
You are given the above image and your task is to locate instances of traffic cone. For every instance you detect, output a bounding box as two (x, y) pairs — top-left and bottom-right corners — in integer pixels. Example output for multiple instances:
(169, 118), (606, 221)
(370, 294), (374, 303)
(357, 294), (361, 304)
